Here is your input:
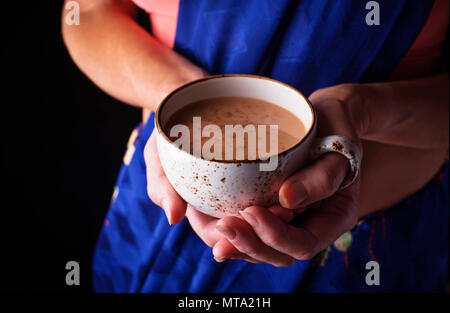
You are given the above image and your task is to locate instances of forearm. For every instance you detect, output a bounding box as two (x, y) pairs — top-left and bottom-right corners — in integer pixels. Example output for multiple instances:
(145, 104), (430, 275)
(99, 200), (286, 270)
(351, 73), (449, 149)
(358, 140), (447, 217)
(61, 0), (204, 111)
(350, 74), (449, 215)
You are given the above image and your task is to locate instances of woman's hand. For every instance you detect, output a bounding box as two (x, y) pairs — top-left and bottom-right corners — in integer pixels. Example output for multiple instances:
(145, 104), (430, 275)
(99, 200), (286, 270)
(188, 84), (364, 266)
(144, 130), (302, 265)
(144, 128), (302, 264)
(209, 73), (449, 265)
(147, 74), (448, 266)
(145, 83), (364, 266)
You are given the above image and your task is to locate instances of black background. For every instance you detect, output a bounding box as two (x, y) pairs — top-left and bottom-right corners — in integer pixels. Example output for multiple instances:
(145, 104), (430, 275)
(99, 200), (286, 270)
(1, 2), (142, 291)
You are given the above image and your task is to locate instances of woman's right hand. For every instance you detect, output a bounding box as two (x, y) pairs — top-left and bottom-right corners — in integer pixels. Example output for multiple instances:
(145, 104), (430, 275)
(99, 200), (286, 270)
(144, 129), (301, 263)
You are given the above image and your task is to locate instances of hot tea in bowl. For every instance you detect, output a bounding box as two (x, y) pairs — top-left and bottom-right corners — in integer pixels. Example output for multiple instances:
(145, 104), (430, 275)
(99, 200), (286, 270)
(155, 74), (317, 218)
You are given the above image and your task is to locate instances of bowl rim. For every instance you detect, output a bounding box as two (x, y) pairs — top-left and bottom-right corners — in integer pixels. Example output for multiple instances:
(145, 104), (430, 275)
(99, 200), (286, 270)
(155, 74), (316, 164)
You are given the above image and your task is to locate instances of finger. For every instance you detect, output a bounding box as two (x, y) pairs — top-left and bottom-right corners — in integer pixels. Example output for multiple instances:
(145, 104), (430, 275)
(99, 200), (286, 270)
(239, 206), (315, 259)
(144, 131), (186, 224)
(267, 204), (305, 223)
(216, 216), (296, 267)
(187, 204), (301, 259)
(185, 205), (224, 247)
(241, 187), (358, 260)
(279, 152), (348, 209)
(295, 185), (359, 258)
(186, 207), (261, 263)
(212, 238), (261, 264)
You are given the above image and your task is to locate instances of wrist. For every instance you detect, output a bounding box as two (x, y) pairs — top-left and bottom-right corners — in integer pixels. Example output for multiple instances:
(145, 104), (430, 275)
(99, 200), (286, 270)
(147, 66), (208, 111)
(342, 83), (373, 138)
(310, 83), (372, 138)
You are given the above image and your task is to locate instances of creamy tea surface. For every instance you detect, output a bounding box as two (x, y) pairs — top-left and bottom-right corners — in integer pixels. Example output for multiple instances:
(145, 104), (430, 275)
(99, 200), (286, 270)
(164, 97), (306, 160)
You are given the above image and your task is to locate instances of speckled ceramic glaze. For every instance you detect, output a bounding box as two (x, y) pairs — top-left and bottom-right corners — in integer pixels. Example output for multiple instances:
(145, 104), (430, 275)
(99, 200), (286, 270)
(155, 75), (319, 218)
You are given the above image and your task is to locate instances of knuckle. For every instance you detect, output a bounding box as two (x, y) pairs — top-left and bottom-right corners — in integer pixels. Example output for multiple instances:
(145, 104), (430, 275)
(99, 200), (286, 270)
(267, 231), (284, 247)
(334, 96), (347, 110)
(241, 245), (258, 259)
(264, 223), (289, 248)
(324, 166), (340, 190)
(317, 168), (338, 198)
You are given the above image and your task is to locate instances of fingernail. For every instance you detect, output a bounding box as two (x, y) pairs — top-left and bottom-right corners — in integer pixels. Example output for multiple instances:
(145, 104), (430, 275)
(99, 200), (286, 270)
(216, 225), (236, 240)
(279, 180), (308, 209)
(239, 210), (257, 226)
(214, 257), (226, 263)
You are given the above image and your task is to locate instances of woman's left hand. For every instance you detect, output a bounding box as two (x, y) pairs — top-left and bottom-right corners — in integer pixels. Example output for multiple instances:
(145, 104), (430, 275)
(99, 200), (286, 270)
(186, 84), (365, 266)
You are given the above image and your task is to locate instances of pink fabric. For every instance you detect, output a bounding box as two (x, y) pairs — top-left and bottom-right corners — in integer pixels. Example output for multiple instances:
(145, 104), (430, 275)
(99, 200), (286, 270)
(390, 0), (449, 80)
(132, 0), (179, 48)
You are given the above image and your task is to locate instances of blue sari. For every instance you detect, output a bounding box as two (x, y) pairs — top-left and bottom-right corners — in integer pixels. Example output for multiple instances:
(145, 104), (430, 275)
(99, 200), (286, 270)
(93, 0), (448, 292)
